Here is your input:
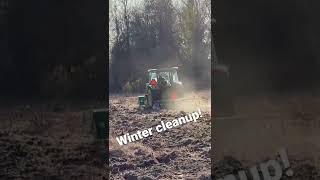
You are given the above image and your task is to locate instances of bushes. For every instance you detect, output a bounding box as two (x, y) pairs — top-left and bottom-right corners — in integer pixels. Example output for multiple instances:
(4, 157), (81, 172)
(122, 79), (145, 94)
(40, 54), (107, 99)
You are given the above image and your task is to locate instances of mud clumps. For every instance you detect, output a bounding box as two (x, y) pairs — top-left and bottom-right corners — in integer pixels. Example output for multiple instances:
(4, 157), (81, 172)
(137, 159), (157, 168)
(213, 156), (320, 180)
(0, 103), (107, 180)
(109, 93), (211, 179)
(112, 163), (135, 173)
(0, 131), (106, 179)
(156, 151), (178, 164)
(213, 156), (244, 179)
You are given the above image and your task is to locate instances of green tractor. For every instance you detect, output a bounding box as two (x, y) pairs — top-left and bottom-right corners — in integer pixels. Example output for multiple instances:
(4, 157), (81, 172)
(138, 67), (184, 110)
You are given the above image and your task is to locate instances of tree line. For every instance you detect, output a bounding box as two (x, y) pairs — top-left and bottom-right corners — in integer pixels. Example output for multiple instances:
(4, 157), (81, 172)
(109, 0), (211, 93)
(1, 0), (106, 99)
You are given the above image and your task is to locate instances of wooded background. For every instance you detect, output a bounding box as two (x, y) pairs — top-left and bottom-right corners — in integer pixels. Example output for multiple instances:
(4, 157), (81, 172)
(216, 0), (320, 94)
(0, 0), (211, 99)
(109, 0), (211, 93)
(3, 0), (320, 99)
(1, 0), (106, 99)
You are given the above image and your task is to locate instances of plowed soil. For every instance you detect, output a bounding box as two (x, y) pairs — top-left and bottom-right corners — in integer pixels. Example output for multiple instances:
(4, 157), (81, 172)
(109, 91), (211, 180)
(0, 102), (107, 180)
(214, 93), (320, 179)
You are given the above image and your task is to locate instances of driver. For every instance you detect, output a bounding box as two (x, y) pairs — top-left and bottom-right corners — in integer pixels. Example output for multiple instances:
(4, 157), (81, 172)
(158, 75), (168, 89)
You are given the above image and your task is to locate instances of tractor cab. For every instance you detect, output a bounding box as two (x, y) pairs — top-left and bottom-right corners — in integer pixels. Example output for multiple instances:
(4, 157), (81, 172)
(138, 67), (183, 110)
(148, 67), (181, 88)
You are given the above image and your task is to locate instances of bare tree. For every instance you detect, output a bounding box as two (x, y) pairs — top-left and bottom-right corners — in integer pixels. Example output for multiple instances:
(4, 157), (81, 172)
(121, 0), (130, 52)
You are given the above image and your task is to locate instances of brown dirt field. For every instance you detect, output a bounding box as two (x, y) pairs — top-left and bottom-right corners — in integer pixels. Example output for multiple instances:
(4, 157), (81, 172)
(0, 101), (107, 180)
(214, 93), (320, 179)
(109, 90), (211, 180)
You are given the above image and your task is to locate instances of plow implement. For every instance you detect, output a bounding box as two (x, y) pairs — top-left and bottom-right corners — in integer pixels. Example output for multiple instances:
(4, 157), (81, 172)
(139, 96), (197, 110)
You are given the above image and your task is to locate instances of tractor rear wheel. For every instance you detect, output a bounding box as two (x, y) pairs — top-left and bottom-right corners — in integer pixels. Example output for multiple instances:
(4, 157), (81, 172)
(147, 89), (153, 108)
